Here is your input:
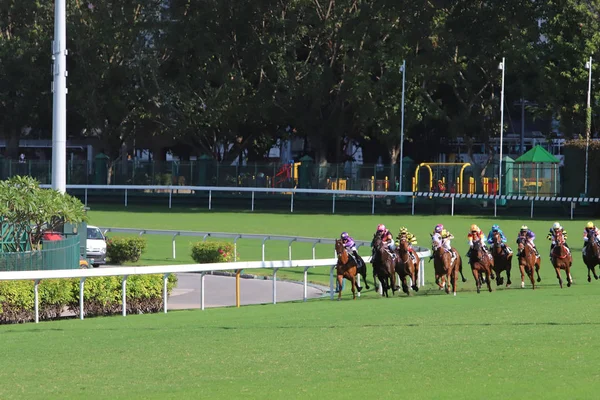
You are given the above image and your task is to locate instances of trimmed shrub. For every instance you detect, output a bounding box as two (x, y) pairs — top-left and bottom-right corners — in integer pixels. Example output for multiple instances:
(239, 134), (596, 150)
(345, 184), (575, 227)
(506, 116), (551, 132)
(191, 241), (237, 263)
(0, 273), (178, 323)
(106, 237), (147, 264)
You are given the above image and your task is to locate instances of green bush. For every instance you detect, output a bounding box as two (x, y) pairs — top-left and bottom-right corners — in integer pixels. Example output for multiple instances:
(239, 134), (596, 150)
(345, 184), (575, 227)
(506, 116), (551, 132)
(191, 241), (237, 263)
(106, 237), (147, 264)
(0, 273), (179, 323)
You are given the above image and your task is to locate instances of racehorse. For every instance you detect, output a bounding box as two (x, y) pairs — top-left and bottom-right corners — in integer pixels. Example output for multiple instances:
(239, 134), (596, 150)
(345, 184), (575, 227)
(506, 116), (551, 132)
(395, 235), (419, 295)
(551, 231), (572, 288)
(582, 230), (600, 282)
(491, 231), (513, 287)
(469, 240), (494, 294)
(517, 240), (541, 289)
(335, 239), (360, 300)
(432, 245), (462, 296)
(371, 235), (396, 297)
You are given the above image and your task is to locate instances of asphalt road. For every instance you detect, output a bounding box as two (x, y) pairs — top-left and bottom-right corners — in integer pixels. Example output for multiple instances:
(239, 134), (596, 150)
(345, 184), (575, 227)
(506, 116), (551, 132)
(100, 265), (328, 309)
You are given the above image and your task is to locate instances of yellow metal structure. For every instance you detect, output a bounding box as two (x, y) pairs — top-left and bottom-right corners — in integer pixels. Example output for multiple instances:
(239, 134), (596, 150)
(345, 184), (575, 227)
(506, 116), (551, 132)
(414, 162), (471, 194)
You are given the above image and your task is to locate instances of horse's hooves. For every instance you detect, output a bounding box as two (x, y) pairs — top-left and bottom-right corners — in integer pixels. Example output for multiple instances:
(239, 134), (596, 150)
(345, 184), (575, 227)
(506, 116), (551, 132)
(357, 286), (363, 293)
(412, 286), (419, 292)
(453, 292), (456, 296)
(462, 278), (467, 282)
(476, 288), (481, 294)
(567, 282), (572, 287)
(365, 285), (371, 289)
(537, 278), (541, 283)
(588, 276), (592, 283)
(521, 282), (525, 288)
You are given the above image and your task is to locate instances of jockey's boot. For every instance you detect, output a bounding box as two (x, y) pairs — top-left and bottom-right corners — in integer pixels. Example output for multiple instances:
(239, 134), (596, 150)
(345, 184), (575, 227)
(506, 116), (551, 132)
(429, 248), (434, 260)
(565, 242), (571, 254)
(466, 248), (472, 258)
(534, 246), (540, 257)
(409, 250), (416, 263)
(583, 242), (588, 256)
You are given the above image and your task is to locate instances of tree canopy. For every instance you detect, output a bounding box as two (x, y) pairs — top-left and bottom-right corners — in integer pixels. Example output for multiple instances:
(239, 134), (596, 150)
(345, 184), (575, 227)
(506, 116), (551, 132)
(1, 0), (600, 163)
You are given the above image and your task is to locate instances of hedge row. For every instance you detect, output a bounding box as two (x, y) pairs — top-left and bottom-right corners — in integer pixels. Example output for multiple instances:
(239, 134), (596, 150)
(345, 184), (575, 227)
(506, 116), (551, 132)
(106, 237), (147, 264)
(0, 274), (177, 324)
(191, 241), (237, 263)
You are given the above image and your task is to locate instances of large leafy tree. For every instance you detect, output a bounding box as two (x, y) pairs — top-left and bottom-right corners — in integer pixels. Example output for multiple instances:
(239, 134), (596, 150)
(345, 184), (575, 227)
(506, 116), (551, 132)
(0, 2), (54, 159)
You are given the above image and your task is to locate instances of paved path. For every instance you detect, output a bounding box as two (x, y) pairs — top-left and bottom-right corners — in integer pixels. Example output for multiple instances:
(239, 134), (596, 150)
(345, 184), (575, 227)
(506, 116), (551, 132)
(100, 265), (329, 309)
(169, 273), (328, 309)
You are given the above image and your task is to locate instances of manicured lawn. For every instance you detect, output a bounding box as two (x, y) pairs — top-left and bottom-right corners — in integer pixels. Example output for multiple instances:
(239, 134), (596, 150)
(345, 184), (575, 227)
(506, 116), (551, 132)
(88, 205), (591, 287)
(1, 282), (599, 399)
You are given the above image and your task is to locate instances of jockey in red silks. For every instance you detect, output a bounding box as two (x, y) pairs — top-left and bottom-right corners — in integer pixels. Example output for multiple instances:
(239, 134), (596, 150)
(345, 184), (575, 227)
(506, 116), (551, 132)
(372, 224), (396, 258)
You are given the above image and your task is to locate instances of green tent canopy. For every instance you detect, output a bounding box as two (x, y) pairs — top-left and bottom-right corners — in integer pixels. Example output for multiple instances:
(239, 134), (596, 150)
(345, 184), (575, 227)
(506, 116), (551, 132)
(514, 145), (560, 163)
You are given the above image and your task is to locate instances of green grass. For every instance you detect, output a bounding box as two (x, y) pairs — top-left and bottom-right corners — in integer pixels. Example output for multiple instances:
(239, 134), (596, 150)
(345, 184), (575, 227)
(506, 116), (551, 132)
(1, 284), (600, 399)
(88, 205), (591, 286)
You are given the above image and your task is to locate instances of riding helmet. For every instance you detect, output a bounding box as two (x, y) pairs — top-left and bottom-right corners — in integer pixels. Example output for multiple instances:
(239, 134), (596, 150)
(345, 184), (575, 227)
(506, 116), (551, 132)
(587, 221), (595, 229)
(341, 232), (349, 240)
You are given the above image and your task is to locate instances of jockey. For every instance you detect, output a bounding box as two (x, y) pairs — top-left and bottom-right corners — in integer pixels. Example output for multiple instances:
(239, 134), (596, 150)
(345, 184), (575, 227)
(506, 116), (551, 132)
(486, 224), (511, 256)
(373, 224), (396, 258)
(341, 232), (365, 268)
(517, 225), (539, 257)
(547, 222), (570, 254)
(431, 224), (457, 260)
(467, 224), (489, 259)
(397, 226), (418, 262)
(582, 221), (600, 256)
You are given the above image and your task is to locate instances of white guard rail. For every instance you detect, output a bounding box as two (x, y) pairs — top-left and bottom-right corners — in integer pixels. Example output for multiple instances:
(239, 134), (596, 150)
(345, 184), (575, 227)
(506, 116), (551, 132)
(0, 255), (428, 324)
(99, 227), (401, 261)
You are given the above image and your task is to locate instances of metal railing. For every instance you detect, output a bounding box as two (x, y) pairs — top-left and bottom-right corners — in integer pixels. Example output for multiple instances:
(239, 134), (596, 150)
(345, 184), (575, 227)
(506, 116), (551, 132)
(0, 251), (430, 324)
(41, 184), (600, 218)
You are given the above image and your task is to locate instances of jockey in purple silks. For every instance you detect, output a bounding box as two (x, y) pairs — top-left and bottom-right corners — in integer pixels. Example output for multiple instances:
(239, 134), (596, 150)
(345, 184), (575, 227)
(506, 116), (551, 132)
(341, 232), (366, 269)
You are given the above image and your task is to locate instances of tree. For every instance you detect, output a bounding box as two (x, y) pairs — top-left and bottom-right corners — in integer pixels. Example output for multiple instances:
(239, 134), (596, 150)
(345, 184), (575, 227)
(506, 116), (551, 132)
(0, 2), (54, 159)
(0, 176), (87, 251)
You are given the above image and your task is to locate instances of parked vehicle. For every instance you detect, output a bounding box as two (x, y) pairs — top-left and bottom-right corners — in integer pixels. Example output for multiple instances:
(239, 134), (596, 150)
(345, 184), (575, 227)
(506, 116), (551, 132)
(86, 225), (107, 267)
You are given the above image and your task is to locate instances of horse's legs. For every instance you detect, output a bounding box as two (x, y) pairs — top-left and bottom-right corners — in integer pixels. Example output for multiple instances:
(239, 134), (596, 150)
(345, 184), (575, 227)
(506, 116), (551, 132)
(444, 271), (451, 294)
(506, 265), (512, 288)
(337, 275), (344, 300)
(360, 264), (370, 290)
(588, 264), (592, 283)
(554, 267), (563, 288)
(411, 264), (419, 292)
(527, 264), (536, 290)
(486, 269), (493, 292)
(351, 276), (357, 300)
(519, 264), (526, 288)
(566, 265), (572, 287)
(451, 269), (457, 296)
(535, 261), (542, 282)
(472, 268), (481, 294)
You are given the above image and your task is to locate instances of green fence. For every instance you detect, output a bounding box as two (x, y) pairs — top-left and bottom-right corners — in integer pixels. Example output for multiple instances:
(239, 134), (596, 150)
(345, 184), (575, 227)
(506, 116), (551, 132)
(0, 235), (80, 272)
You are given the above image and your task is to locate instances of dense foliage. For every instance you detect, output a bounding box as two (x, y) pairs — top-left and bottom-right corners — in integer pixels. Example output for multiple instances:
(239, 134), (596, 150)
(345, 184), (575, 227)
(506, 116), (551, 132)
(0, 176), (87, 251)
(2, 1), (600, 163)
(0, 274), (177, 323)
(191, 242), (237, 263)
(106, 237), (147, 264)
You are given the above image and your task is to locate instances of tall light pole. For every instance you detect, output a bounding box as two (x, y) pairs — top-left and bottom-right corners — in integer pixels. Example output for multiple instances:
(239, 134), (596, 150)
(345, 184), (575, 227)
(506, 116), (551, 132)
(498, 57), (506, 197)
(52, 0), (67, 193)
(585, 56), (592, 195)
(399, 59), (406, 192)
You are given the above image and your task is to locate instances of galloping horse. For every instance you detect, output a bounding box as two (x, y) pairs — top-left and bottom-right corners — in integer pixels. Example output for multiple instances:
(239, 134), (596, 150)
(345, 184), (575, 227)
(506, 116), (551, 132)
(583, 230), (600, 282)
(469, 240), (494, 294)
(395, 235), (419, 295)
(433, 245), (462, 296)
(551, 231), (572, 288)
(335, 239), (359, 300)
(491, 231), (513, 287)
(371, 235), (396, 297)
(517, 240), (541, 289)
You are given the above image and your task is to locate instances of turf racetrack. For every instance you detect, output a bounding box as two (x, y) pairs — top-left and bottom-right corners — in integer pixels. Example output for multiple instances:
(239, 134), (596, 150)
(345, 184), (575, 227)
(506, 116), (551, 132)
(1, 206), (599, 399)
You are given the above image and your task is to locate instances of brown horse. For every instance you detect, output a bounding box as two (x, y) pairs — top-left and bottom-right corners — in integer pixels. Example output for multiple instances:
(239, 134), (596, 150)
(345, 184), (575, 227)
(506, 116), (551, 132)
(551, 231), (572, 288)
(469, 240), (494, 294)
(395, 235), (419, 295)
(432, 246), (462, 296)
(491, 231), (513, 287)
(518, 240), (541, 289)
(582, 231), (600, 282)
(335, 239), (359, 300)
(371, 235), (397, 297)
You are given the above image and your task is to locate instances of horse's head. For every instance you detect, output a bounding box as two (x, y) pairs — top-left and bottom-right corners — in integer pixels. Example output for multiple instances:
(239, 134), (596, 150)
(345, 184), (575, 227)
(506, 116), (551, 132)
(517, 241), (525, 253)
(335, 239), (348, 264)
(471, 240), (486, 260)
(492, 231), (502, 245)
(398, 235), (410, 251)
(556, 231), (565, 245)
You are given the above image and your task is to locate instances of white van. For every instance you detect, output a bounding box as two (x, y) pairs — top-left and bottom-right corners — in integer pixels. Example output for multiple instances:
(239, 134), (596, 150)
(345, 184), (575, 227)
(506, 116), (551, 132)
(86, 225), (107, 267)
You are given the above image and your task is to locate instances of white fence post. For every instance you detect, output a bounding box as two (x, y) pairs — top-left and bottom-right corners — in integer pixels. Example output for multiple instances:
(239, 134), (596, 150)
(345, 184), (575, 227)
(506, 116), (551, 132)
(169, 189), (172, 209)
(290, 192), (294, 213)
(79, 278), (85, 320)
(288, 238), (296, 260)
(34, 279), (40, 324)
(329, 266), (336, 300)
(262, 237), (270, 261)
(332, 194), (336, 214)
(200, 273), (206, 310)
(171, 233), (179, 259)
(233, 235), (241, 262)
(303, 266), (310, 302)
(251, 191), (255, 211)
(163, 274), (169, 313)
(273, 268), (278, 304)
(122, 276), (127, 317)
(125, 188), (128, 207)
(208, 190), (212, 210)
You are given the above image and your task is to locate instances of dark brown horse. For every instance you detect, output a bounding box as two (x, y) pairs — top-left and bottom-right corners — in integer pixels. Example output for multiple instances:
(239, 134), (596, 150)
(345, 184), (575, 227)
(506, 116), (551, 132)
(582, 231), (600, 282)
(395, 235), (419, 295)
(469, 240), (494, 294)
(491, 231), (513, 287)
(335, 239), (359, 300)
(432, 246), (462, 296)
(551, 231), (572, 288)
(371, 235), (396, 297)
(518, 240), (541, 289)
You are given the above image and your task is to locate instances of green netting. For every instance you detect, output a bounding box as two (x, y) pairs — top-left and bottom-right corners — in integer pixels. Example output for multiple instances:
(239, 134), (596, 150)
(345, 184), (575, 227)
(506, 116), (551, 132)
(0, 235), (80, 271)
